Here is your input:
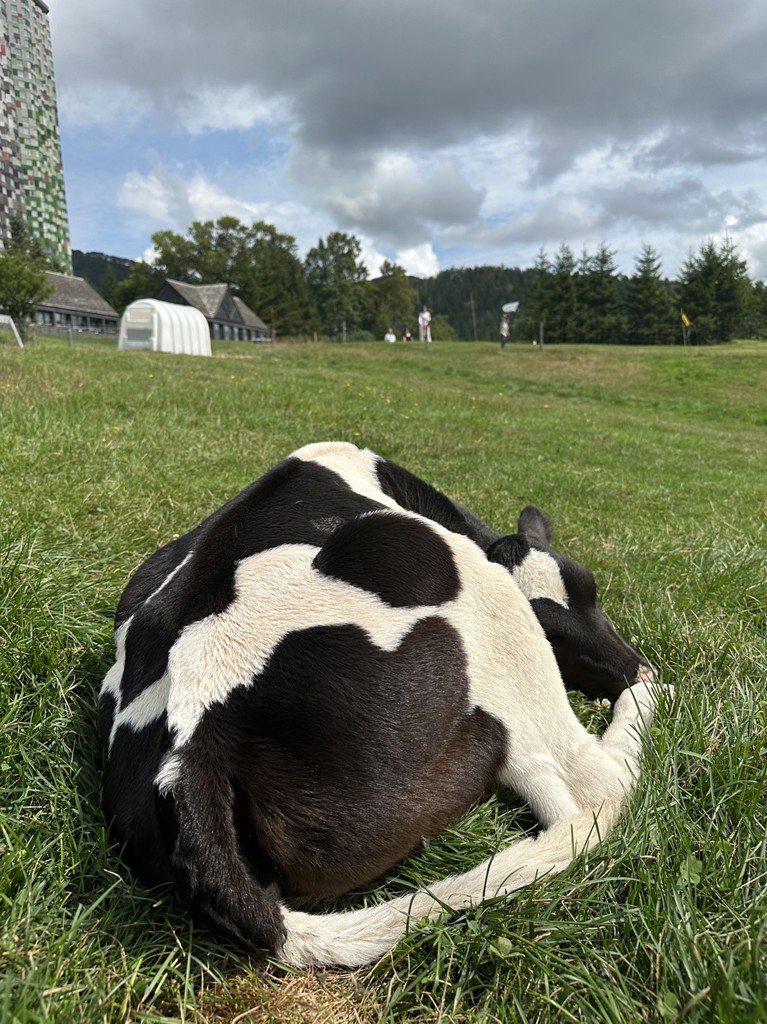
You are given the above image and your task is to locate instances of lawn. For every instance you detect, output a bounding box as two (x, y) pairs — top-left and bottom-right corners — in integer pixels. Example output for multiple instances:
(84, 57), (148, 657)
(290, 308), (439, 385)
(1, 335), (765, 1023)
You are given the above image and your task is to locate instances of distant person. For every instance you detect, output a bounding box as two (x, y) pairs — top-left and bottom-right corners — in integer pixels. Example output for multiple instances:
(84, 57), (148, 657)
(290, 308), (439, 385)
(500, 314), (510, 348)
(384, 327), (396, 344)
(402, 327), (413, 343)
(418, 306), (432, 343)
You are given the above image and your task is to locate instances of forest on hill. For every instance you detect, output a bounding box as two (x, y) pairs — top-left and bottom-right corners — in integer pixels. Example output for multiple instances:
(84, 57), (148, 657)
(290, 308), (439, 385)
(75, 219), (767, 344)
(72, 250), (134, 296)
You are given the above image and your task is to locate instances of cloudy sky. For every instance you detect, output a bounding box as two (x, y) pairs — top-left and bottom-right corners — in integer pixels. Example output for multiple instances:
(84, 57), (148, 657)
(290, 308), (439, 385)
(50, 0), (767, 279)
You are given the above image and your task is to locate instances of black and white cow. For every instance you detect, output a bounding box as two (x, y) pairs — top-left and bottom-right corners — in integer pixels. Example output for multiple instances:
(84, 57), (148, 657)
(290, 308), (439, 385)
(99, 441), (665, 968)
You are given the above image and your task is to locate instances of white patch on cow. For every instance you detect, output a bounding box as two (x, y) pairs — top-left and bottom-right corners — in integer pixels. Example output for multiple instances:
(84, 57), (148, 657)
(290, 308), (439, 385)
(293, 441), (400, 510)
(164, 542), (450, 748)
(511, 549), (569, 608)
(109, 673), (171, 752)
(155, 751), (183, 795)
(100, 619), (132, 703)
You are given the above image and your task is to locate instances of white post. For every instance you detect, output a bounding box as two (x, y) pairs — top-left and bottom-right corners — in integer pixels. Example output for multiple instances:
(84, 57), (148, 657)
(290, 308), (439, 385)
(0, 314), (24, 347)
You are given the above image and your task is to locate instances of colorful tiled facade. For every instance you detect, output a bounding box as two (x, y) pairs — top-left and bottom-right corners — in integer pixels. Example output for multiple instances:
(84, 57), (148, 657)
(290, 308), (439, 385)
(0, 0), (71, 273)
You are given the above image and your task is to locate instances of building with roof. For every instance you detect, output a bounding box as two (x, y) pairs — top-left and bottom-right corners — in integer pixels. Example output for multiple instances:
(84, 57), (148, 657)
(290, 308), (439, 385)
(156, 279), (270, 342)
(36, 270), (118, 333)
(0, 0), (71, 273)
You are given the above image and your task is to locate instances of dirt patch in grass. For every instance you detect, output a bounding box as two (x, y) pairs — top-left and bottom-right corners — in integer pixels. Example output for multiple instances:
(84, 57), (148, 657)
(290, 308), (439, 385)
(191, 969), (380, 1024)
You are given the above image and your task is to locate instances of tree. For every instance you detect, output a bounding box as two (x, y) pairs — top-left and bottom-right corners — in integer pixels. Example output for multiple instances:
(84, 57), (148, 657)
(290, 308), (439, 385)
(677, 237), (751, 344)
(110, 260), (164, 314)
(429, 314), (458, 341)
(627, 243), (677, 344)
(715, 236), (752, 342)
(372, 260), (418, 337)
(0, 215), (52, 340)
(101, 264), (121, 311)
(117, 217), (315, 333)
(517, 248), (551, 341)
(574, 242), (628, 344)
(547, 244), (578, 343)
(744, 280), (767, 339)
(304, 232), (368, 338)
(244, 240), (316, 337)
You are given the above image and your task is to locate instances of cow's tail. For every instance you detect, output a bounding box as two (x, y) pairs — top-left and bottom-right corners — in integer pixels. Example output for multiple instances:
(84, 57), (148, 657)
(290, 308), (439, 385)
(277, 797), (626, 967)
(161, 747), (627, 968)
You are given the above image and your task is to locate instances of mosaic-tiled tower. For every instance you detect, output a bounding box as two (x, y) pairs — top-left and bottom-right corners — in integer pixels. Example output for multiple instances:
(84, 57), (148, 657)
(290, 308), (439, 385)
(0, 0), (71, 273)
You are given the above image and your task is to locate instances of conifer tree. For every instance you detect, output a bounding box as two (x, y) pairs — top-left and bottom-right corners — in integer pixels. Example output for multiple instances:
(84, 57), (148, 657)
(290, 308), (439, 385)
(627, 243), (676, 344)
(547, 244), (578, 343)
(677, 237), (751, 343)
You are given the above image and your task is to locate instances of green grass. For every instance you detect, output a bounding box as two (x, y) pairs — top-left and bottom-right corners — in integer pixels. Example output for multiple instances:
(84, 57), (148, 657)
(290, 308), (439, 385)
(1, 335), (765, 1023)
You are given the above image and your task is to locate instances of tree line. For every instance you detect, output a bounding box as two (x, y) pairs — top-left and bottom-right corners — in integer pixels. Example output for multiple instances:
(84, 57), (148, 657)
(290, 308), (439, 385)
(4, 209), (767, 344)
(102, 218), (766, 344)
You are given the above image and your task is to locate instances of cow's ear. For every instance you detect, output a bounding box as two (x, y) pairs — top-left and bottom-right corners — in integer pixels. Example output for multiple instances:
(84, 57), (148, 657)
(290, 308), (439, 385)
(487, 534), (531, 570)
(517, 505), (553, 546)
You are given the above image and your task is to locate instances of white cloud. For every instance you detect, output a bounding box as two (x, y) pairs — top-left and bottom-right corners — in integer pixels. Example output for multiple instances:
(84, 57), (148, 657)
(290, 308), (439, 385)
(175, 86), (291, 136)
(356, 236), (389, 279)
(396, 243), (440, 278)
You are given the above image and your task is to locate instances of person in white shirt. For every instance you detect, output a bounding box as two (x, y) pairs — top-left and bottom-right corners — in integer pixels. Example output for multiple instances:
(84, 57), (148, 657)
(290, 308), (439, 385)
(384, 328), (396, 344)
(418, 306), (432, 343)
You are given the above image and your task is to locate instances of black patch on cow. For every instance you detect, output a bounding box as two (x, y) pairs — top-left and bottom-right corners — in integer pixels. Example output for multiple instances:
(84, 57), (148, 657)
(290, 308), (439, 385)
(313, 511), (460, 607)
(486, 534), (532, 571)
(376, 457), (486, 538)
(119, 612), (172, 706)
(189, 617), (508, 898)
(97, 689), (117, 748)
(116, 530), (198, 628)
(103, 715), (175, 886)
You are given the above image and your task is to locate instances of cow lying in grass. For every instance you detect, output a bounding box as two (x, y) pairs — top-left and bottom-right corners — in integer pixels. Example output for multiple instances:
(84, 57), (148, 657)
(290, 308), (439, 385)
(99, 441), (665, 968)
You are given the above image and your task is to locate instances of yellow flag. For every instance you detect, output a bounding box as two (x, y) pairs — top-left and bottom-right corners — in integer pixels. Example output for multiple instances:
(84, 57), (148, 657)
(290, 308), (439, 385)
(681, 312), (691, 328)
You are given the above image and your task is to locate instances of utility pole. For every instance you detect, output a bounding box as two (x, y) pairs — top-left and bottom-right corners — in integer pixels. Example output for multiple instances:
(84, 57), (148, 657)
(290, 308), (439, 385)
(469, 293), (478, 342)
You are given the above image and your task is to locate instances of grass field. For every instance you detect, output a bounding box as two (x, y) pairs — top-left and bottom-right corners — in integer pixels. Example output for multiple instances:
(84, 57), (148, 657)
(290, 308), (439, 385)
(1, 335), (765, 1023)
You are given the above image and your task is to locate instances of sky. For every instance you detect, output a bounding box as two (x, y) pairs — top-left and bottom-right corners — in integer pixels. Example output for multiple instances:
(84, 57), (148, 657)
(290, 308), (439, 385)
(50, 0), (767, 280)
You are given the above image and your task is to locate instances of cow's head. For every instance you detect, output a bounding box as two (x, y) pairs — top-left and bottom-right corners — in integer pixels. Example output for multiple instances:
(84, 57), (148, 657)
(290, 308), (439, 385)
(487, 506), (653, 704)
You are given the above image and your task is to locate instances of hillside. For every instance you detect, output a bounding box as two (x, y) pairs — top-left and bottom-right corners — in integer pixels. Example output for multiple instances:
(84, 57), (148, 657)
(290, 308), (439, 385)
(72, 249), (136, 296)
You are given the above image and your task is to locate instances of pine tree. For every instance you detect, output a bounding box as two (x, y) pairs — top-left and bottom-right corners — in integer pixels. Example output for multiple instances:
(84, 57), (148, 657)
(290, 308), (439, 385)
(520, 248), (552, 342)
(627, 244), (676, 344)
(677, 237), (751, 344)
(547, 244), (578, 343)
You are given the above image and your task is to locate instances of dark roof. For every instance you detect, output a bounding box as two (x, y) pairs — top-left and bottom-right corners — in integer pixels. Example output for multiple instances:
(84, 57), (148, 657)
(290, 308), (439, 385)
(163, 279), (268, 331)
(164, 280), (229, 319)
(233, 296), (269, 331)
(40, 272), (118, 317)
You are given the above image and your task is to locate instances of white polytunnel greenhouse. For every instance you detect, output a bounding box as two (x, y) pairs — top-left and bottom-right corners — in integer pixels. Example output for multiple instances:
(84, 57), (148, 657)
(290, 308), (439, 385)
(117, 299), (212, 357)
